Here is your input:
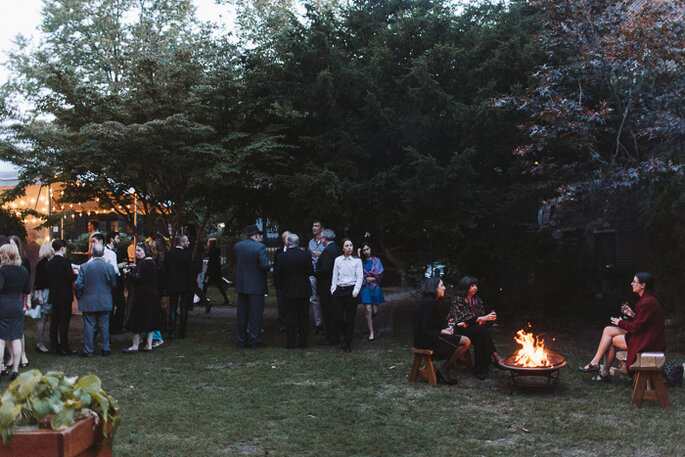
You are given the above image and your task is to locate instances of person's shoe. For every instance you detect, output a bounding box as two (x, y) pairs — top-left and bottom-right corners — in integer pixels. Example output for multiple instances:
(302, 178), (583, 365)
(249, 342), (267, 349)
(35, 345), (49, 353)
(476, 373), (486, 380)
(205, 302), (213, 313)
(368, 335), (375, 342)
(152, 340), (164, 348)
(121, 348), (139, 354)
(591, 373), (611, 382)
(579, 363), (600, 372)
(437, 370), (458, 386)
(312, 326), (324, 334)
(101, 350), (111, 357)
(141, 347), (152, 352)
(342, 344), (352, 353)
(78, 351), (93, 358)
(60, 349), (76, 356)
(222, 300), (230, 306)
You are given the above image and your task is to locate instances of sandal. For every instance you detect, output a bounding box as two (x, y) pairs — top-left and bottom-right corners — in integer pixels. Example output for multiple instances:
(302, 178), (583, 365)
(591, 373), (611, 382)
(578, 363), (600, 372)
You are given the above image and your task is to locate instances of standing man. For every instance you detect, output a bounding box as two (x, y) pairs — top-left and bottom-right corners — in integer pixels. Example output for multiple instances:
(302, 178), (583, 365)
(106, 232), (127, 334)
(274, 233), (314, 348)
(273, 230), (291, 333)
(165, 234), (193, 339)
(46, 239), (78, 355)
(315, 229), (341, 345)
(75, 243), (117, 357)
(308, 220), (325, 333)
(234, 224), (270, 348)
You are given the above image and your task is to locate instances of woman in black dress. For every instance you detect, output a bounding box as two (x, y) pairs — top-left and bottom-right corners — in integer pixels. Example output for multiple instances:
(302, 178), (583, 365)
(412, 277), (471, 385)
(203, 238), (230, 310)
(121, 242), (163, 354)
(0, 243), (31, 380)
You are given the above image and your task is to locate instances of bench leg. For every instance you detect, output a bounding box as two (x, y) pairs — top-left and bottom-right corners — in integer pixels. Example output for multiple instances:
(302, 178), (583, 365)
(408, 356), (421, 382)
(652, 374), (670, 407)
(425, 358), (437, 386)
(631, 372), (647, 407)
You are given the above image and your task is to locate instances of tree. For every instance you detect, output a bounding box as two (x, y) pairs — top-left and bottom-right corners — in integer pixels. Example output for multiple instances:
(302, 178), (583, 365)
(0, 0), (242, 238)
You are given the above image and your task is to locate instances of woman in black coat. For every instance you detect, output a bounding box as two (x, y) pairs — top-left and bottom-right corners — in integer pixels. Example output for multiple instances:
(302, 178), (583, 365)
(412, 277), (471, 385)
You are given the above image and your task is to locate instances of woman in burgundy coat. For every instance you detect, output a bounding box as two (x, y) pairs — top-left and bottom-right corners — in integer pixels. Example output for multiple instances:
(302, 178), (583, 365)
(579, 272), (665, 381)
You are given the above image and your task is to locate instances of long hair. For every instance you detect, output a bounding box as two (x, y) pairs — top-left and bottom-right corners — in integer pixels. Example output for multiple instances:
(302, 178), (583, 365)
(39, 241), (55, 260)
(421, 277), (442, 298)
(137, 242), (152, 258)
(455, 275), (479, 298)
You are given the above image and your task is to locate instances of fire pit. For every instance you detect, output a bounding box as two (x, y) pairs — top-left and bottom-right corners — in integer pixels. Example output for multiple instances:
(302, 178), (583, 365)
(500, 328), (567, 389)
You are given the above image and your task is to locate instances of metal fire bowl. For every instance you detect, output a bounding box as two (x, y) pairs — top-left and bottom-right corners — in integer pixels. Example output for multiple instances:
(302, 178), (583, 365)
(501, 350), (567, 375)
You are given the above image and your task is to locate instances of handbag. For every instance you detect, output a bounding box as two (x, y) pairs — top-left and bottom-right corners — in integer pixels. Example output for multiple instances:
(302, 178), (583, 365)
(25, 305), (41, 319)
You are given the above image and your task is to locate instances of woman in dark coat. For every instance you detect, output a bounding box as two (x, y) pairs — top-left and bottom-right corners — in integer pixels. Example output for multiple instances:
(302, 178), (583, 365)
(203, 238), (230, 308)
(580, 272), (665, 381)
(413, 277), (471, 385)
(0, 243), (31, 380)
(122, 242), (163, 353)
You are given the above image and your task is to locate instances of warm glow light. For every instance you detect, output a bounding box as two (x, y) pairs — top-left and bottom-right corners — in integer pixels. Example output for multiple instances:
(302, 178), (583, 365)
(512, 329), (552, 367)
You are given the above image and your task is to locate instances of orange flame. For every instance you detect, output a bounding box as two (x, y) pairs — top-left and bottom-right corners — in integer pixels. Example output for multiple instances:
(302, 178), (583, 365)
(513, 329), (552, 367)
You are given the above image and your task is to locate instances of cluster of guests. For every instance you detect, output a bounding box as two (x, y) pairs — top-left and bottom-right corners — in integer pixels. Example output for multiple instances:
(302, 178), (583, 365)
(234, 221), (386, 352)
(412, 272), (666, 386)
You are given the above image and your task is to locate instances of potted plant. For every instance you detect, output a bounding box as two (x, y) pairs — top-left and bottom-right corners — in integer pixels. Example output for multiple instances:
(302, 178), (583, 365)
(0, 370), (120, 456)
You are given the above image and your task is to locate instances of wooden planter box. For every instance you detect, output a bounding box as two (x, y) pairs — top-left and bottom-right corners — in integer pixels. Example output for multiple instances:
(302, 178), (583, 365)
(1, 416), (112, 457)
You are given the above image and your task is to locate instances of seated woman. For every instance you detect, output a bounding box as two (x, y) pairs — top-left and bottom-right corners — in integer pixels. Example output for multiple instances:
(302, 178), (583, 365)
(447, 275), (503, 380)
(412, 277), (470, 385)
(580, 272), (665, 381)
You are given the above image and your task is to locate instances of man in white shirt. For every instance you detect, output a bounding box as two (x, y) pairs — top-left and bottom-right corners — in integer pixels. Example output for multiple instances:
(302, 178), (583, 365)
(330, 238), (363, 352)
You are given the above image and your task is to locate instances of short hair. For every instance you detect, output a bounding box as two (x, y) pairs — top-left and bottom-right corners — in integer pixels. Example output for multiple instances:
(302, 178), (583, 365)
(106, 231), (119, 244)
(136, 242), (152, 257)
(312, 219), (323, 226)
(0, 243), (22, 266)
(52, 239), (67, 252)
(456, 275), (478, 297)
(421, 277), (443, 297)
(91, 242), (105, 257)
(635, 272), (655, 292)
(39, 241), (55, 260)
(286, 233), (300, 248)
(91, 232), (105, 243)
(321, 229), (335, 241)
(175, 234), (188, 247)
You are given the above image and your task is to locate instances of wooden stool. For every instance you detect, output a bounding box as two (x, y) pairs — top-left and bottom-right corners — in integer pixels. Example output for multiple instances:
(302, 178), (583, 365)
(630, 352), (669, 407)
(409, 348), (437, 385)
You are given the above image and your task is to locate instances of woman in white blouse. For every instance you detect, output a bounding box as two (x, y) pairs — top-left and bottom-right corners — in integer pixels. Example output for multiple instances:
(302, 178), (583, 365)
(330, 238), (363, 353)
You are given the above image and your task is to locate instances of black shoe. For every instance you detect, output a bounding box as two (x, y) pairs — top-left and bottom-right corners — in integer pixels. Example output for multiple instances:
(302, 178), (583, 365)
(60, 349), (76, 356)
(10, 372), (18, 381)
(101, 350), (111, 357)
(312, 326), (324, 334)
(476, 373), (486, 380)
(78, 351), (93, 358)
(342, 344), (352, 353)
(437, 370), (458, 386)
(249, 342), (267, 349)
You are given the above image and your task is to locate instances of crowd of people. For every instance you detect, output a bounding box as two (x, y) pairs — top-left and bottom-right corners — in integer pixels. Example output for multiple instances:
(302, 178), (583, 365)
(0, 223), (667, 388)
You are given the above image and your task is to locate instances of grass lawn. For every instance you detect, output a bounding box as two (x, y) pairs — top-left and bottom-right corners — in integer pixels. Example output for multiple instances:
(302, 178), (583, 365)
(9, 291), (685, 457)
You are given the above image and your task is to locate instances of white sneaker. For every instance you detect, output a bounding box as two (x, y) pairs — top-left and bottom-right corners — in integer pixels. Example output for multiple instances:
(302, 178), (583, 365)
(152, 340), (164, 348)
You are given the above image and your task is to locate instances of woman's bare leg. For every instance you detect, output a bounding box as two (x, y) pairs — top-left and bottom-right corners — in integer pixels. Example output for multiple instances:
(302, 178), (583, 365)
(144, 332), (154, 350)
(590, 326), (626, 365)
(10, 339), (22, 373)
(364, 304), (374, 339)
(36, 315), (48, 350)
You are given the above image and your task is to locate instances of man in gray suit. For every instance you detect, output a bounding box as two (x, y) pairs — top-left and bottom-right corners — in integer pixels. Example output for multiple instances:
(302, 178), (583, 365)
(234, 224), (270, 348)
(75, 243), (117, 357)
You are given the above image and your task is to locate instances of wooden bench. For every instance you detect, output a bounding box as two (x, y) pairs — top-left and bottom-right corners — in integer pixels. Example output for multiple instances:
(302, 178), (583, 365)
(630, 352), (669, 407)
(408, 348), (437, 385)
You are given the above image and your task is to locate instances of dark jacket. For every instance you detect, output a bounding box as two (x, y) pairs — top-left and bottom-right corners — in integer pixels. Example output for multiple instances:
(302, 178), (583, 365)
(617, 291), (666, 371)
(234, 238), (270, 295)
(412, 294), (444, 350)
(46, 254), (77, 304)
(75, 258), (117, 312)
(274, 248), (314, 300)
(315, 241), (340, 297)
(165, 247), (193, 293)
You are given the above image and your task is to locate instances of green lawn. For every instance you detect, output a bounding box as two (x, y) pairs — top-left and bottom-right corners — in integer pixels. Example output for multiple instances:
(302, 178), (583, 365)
(10, 295), (685, 457)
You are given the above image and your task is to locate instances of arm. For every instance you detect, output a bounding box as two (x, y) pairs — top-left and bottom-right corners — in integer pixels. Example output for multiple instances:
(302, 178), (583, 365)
(258, 244), (270, 271)
(352, 259), (363, 297)
(617, 299), (659, 334)
(273, 253), (281, 290)
(330, 258), (339, 295)
(74, 267), (85, 299)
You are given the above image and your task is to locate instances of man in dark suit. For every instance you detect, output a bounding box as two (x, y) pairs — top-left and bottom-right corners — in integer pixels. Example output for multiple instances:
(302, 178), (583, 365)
(234, 224), (270, 348)
(273, 230), (291, 333)
(46, 239), (78, 355)
(165, 234), (193, 339)
(315, 229), (341, 345)
(273, 233), (314, 348)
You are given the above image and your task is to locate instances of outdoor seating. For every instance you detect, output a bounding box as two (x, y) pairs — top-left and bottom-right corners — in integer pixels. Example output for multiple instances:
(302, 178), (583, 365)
(630, 352), (669, 407)
(408, 348), (437, 385)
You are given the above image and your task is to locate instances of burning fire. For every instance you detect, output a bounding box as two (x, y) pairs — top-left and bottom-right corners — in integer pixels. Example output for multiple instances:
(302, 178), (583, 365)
(512, 329), (552, 367)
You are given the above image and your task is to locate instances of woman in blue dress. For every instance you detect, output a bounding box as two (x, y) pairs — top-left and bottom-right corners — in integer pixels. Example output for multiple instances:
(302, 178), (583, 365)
(359, 242), (385, 341)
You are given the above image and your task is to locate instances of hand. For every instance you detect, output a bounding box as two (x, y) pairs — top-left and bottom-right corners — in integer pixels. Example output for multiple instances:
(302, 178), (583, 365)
(610, 317), (621, 326)
(312, 251), (322, 258)
(440, 327), (454, 335)
(366, 276), (375, 282)
(457, 322), (467, 328)
(352, 291), (359, 298)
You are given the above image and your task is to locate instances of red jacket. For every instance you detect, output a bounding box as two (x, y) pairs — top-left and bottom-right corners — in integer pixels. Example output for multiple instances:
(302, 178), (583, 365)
(617, 291), (666, 371)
